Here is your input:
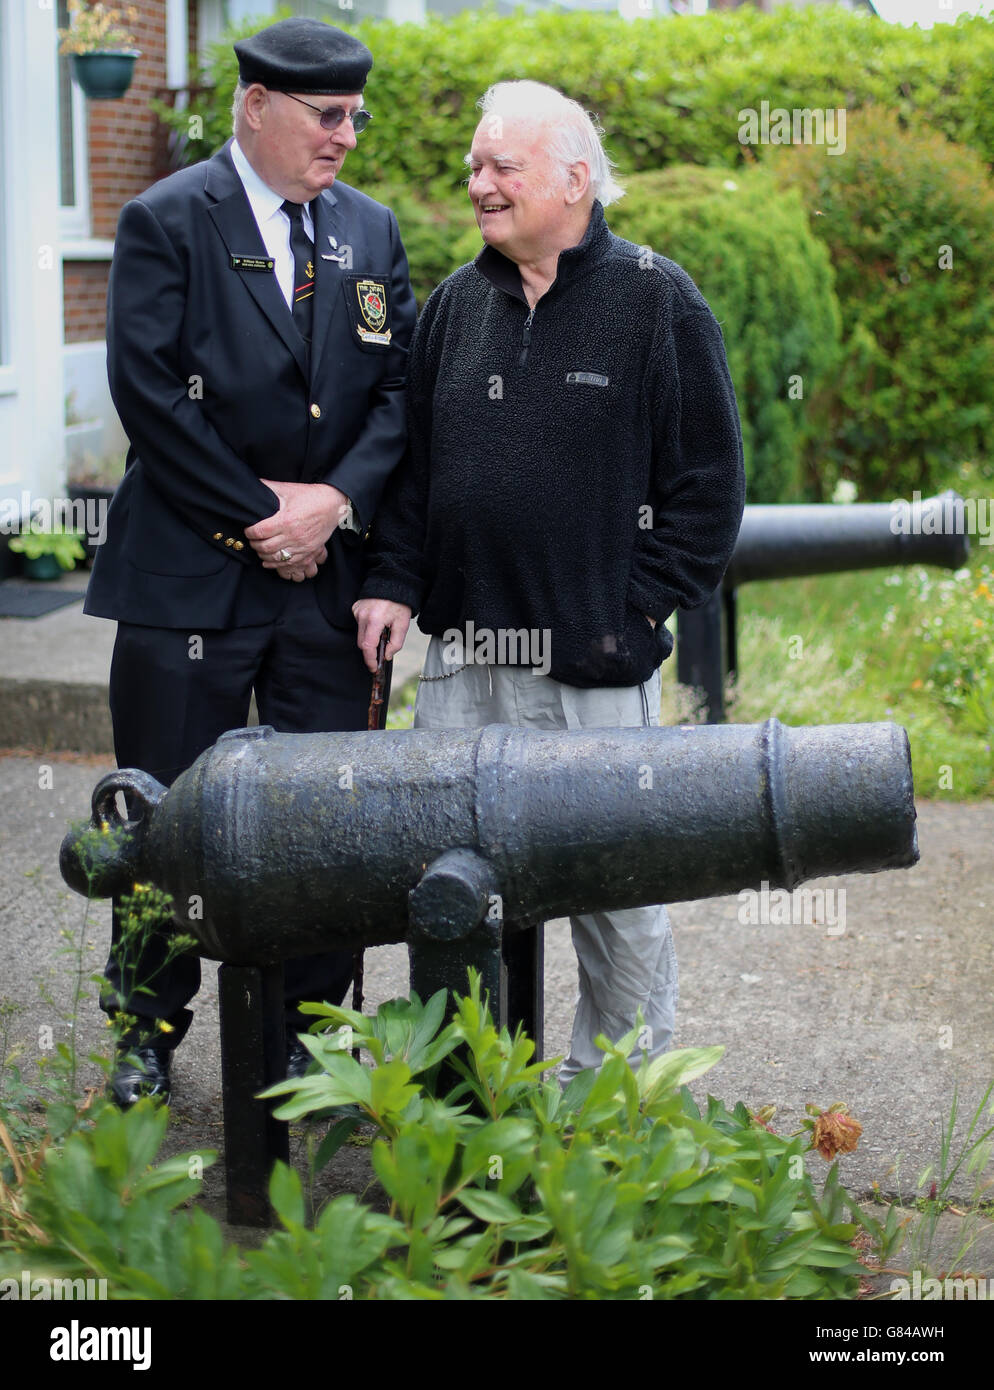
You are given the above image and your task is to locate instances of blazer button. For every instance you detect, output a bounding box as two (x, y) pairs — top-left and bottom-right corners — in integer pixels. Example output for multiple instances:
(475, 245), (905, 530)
(310, 403), (321, 419)
(225, 537), (235, 547)
(234, 541), (244, 551)
(213, 532), (223, 541)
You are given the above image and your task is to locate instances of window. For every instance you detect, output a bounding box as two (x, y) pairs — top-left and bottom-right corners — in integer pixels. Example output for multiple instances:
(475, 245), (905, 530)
(57, 0), (90, 236)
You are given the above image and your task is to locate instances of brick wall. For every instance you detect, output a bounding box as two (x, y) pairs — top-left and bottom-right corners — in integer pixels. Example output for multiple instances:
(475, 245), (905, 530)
(63, 261), (111, 344)
(87, 2), (170, 241)
(63, 2), (170, 342)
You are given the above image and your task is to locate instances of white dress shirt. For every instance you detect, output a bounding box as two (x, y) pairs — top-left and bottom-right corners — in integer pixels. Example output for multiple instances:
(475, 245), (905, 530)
(230, 139), (313, 312)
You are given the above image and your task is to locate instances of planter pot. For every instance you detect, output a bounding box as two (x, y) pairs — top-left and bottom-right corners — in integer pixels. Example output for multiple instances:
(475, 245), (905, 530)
(67, 485), (116, 565)
(71, 51), (140, 100)
(23, 554), (64, 582)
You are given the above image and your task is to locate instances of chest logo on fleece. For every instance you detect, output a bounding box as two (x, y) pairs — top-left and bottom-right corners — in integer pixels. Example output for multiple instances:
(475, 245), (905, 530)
(566, 371), (609, 387)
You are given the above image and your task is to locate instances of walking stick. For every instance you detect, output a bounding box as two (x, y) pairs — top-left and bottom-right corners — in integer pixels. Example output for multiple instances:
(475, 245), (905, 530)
(351, 627), (391, 1013)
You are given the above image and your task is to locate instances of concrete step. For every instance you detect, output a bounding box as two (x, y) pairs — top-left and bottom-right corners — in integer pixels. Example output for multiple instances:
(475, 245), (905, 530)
(0, 573), (428, 754)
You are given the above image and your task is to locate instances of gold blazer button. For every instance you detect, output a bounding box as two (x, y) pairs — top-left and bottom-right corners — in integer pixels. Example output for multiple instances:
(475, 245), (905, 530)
(310, 403), (321, 419)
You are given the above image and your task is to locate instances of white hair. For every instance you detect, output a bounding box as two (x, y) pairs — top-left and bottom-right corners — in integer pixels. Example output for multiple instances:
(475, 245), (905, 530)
(232, 81), (247, 134)
(476, 80), (625, 207)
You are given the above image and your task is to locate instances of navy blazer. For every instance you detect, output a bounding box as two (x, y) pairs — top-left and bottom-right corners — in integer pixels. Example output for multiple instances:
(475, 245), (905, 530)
(86, 140), (416, 631)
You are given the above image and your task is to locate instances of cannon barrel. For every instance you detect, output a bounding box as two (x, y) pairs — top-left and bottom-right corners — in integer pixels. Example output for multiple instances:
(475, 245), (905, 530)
(61, 719), (918, 966)
(724, 492), (969, 589)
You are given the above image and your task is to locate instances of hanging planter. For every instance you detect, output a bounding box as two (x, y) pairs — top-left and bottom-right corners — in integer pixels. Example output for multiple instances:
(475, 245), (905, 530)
(59, 5), (140, 99)
(70, 49), (140, 100)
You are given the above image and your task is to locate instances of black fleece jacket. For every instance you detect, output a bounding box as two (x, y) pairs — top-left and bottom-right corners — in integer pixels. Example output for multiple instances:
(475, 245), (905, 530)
(361, 201), (746, 688)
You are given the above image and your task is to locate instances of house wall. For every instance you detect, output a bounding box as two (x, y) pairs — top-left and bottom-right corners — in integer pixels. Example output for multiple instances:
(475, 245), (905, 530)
(0, 0), (66, 538)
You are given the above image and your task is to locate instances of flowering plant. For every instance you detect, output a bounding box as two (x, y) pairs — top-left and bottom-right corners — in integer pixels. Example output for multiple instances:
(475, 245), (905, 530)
(57, 1), (138, 55)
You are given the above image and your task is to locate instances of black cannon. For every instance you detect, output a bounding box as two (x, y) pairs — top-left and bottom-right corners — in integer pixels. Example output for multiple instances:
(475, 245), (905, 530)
(678, 492), (971, 723)
(62, 719), (918, 1223)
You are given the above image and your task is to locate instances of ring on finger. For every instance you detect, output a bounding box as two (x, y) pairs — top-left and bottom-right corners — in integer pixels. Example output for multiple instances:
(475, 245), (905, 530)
(277, 547), (293, 562)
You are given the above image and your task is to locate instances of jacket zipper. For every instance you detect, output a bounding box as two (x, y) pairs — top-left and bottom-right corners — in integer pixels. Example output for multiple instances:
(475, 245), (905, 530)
(518, 305), (535, 369)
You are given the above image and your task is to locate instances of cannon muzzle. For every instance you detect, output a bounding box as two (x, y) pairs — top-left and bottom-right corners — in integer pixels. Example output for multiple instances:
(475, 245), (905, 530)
(725, 492), (969, 588)
(61, 719), (918, 966)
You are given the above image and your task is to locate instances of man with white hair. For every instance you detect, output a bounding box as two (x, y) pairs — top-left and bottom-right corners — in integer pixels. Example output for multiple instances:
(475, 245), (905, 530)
(354, 80), (745, 1084)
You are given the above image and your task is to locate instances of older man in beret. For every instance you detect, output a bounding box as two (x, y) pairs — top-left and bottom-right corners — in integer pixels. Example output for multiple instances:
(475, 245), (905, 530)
(355, 80), (744, 1085)
(86, 17), (416, 1104)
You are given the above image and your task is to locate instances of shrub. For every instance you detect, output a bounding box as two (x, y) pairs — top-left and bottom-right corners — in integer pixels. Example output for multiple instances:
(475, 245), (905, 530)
(157, 8), (994, 181)
(607, 165), (841, 503)
(2, 977), (902, 1300)
(773, 107), (994, 500)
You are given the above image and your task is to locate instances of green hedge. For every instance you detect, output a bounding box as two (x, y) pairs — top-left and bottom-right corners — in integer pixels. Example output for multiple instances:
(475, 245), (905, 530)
(608, 166), (840, 504)
(161, 6), (994, 188)
(772, 107), (994, 500)
(155, 6), (994, 502)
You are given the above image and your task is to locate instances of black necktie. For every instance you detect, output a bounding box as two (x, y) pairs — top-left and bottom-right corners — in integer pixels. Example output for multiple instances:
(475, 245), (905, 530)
(282, 200), (315, 345)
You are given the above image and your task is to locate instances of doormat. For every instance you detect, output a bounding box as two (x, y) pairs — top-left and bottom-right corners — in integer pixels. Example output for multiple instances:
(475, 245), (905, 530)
(0, 581), (87, 619)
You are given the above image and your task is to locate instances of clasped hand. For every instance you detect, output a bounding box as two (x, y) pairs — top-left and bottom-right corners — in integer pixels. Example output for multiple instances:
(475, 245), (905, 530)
(244, 479), (349, 582)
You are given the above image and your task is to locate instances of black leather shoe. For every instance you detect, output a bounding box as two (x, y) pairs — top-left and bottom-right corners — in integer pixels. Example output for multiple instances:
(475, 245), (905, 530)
(285, 1037), (313, 1081)
(110, 1045), (172, 1107)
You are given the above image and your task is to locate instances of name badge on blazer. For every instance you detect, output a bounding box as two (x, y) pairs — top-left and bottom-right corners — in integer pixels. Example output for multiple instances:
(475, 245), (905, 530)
(230, 254), (275, 273)
(345, 274), (391, 346)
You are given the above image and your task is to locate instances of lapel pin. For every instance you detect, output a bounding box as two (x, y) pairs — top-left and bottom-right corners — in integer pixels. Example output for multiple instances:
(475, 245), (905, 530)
(322, 234), (350, 264)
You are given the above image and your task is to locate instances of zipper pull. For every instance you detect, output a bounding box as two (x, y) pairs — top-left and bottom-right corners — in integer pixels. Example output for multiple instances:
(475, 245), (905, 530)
(518, 306), (535, 369)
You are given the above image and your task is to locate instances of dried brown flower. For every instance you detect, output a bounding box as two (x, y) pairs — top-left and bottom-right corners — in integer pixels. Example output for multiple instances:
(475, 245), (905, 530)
(811, 1106), (862, 1160)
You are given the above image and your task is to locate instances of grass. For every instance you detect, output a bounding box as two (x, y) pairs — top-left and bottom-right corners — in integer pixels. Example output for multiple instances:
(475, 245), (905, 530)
(660, 556), (994, 800)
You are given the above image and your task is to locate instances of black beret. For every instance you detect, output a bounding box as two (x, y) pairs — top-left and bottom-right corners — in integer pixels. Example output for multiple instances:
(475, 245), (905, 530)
(234, 17), (372, 95)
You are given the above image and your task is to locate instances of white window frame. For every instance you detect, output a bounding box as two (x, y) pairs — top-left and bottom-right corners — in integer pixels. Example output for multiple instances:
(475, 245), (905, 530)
(57, 0), (92, 241)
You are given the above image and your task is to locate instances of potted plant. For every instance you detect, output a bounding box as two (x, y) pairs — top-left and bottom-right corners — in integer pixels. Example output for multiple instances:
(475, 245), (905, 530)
(58, 2), (140, 101)
(10, 528), (87, 581)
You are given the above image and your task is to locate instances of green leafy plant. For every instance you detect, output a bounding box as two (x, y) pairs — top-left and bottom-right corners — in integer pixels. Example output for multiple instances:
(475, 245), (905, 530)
(261, 974), (881, 1298)
(2, 976), (892, 1299)
(9, 527), (86, 571)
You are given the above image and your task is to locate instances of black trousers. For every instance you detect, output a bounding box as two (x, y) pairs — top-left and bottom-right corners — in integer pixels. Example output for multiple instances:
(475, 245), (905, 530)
(104, 581), (373, 1048)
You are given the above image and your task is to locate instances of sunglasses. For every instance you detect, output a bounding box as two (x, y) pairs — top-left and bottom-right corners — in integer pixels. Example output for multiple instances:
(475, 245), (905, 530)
(279, 92), (372, 134)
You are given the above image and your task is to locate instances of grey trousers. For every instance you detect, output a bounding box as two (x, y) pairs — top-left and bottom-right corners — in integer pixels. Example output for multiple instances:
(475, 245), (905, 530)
(413, 636), (678, 1086)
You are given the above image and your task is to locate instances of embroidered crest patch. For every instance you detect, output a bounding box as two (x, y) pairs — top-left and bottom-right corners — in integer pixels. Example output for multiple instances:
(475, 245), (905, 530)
(355, 279), (391, 345)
